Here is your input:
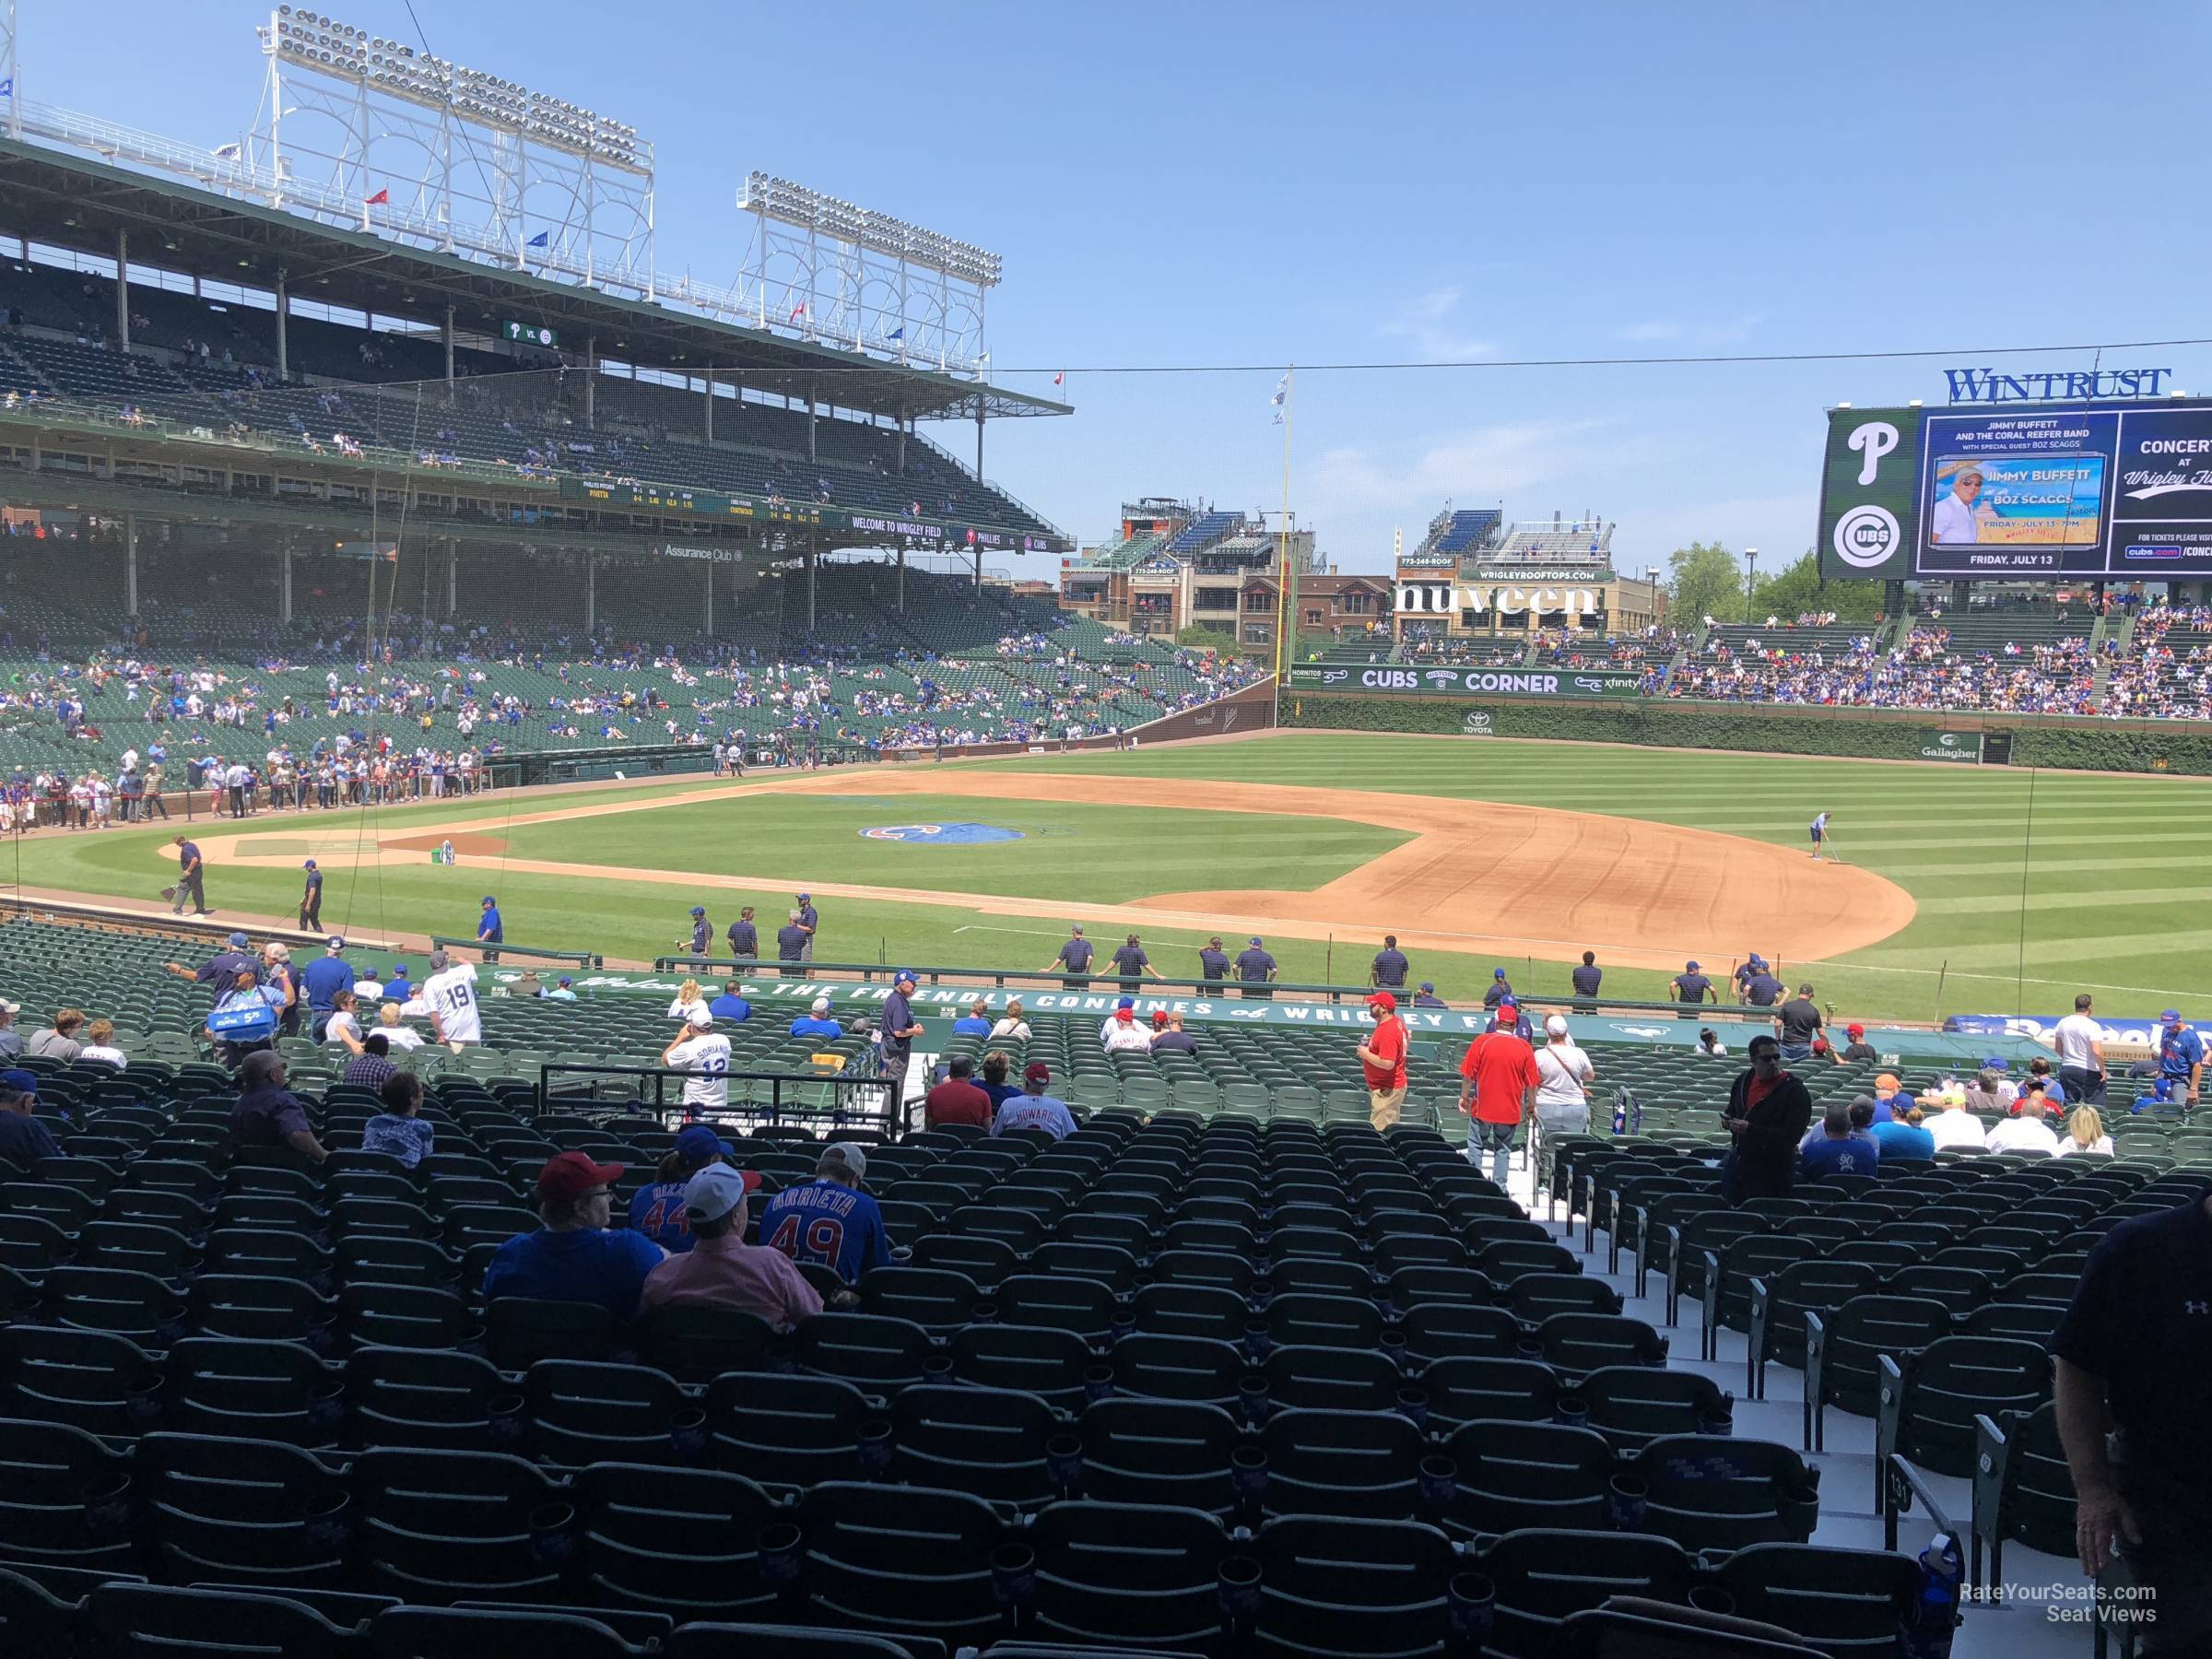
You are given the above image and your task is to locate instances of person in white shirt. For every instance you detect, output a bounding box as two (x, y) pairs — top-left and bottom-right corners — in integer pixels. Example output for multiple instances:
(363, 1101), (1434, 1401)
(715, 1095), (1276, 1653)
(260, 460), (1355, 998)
(1531, 1014), (1596, 1174)
(2054, 1105), (2112, 1159)
(422, 948), (483, 1048)
(353, 971), (385, 1001)
(665, 977), (712, 1027)
(987, 998), (1032, 1044)
(1925, 1096), (1990, 1152)
(1985, 1108), (2060, 1157)
(323, 990), (367, 1055)
(375, 1003), (425, 1051)
(2052, 994), (2107, 1105)
(663, 1010), (733, 1113)
(1930, 465), (1985, 545)
(1099, 1006), (1153, 1055)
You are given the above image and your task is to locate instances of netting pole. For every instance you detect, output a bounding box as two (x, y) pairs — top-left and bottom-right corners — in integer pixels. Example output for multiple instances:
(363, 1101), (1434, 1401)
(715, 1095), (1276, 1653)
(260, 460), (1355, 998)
(274, 270), (288, 380)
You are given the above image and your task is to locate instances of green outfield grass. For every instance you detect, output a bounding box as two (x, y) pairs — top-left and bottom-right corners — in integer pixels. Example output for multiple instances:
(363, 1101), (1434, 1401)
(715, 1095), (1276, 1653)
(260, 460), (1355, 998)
(958, 732), (2212, 1019)
(8, 732), (2208, 1019)
(492, 793), (1407, 901)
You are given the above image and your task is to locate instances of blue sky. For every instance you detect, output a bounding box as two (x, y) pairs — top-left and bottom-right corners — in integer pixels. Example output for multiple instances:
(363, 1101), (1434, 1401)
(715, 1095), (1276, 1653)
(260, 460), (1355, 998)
(27, 1), (2212, 576)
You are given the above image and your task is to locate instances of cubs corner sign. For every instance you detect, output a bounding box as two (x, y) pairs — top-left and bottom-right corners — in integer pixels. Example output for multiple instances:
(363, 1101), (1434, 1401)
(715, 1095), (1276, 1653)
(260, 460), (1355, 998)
(1288, 665), (1643, 700)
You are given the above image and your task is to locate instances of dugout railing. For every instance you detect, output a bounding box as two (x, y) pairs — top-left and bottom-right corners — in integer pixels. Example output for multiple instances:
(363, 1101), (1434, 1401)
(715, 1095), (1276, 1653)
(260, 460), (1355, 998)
(435, 935), (606, 970)
(652, 955), (1787, 1018)
(535, 1062), (900, 1137)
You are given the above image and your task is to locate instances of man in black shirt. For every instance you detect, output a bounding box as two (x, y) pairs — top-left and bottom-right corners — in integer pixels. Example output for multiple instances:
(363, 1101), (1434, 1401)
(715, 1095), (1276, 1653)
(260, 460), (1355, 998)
(776, 910), (809, 976)
(1571, 951), (1602, 1012)
(1745, 962), (1785, 1008)
(727, 906), (759, 959)
(171, 835), (208, 915)
(1719, 1035), (1812, 1204)
(2052, 1185), (2212, 1652)
(1774, 983), (1823, 1062)
(229, 1052), (327, 1164)
(1670, 960), (1715, 1019)
(1483, 968), (1513, 1009)
(1045, 925), (1094, 991)
(1371, 935), (1410, 990)
(1197, 936), (1230, 987)
(1111, 933), (1160, 994)
(300, 860), (324, 930)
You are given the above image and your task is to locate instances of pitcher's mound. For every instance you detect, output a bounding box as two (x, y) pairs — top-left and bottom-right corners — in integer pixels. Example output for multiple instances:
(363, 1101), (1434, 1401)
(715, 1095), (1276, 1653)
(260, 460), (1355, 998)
(382, 832), (510, 855)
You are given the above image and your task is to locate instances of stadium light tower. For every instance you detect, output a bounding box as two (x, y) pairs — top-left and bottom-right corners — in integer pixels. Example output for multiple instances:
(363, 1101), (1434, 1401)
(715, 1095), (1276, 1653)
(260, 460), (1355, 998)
(1745, 546), (1759, 613)
(736, 172), (1000, 375)
(249, 6), (655, 294)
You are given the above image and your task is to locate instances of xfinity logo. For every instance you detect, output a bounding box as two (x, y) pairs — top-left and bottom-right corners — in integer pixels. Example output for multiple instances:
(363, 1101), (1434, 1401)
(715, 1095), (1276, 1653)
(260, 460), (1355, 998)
(1944, 367), (2172, 404)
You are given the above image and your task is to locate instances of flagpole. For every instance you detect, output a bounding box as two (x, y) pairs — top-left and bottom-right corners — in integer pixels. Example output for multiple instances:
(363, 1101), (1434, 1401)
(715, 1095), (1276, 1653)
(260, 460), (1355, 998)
(1270, 365), (1296, 727)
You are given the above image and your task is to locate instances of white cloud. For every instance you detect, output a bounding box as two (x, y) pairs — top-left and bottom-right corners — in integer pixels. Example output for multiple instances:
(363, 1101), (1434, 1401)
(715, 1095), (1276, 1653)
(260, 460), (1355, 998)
(1617, 313), (1767, 348)
(1378, 285), (1496, 361)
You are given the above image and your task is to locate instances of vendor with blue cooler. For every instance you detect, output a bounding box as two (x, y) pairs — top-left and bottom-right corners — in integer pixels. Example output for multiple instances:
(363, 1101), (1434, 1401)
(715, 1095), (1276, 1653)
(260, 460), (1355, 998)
(2156, 1009), (2204, 1109)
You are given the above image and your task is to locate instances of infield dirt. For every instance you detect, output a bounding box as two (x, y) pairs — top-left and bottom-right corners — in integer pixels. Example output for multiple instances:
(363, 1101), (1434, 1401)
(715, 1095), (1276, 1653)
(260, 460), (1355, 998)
(199, 768), (1914, 971)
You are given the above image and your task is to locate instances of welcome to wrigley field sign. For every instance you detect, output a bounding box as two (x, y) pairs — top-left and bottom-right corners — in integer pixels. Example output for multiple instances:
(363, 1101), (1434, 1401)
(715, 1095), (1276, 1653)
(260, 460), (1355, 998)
(1287, 665), (1644, 699)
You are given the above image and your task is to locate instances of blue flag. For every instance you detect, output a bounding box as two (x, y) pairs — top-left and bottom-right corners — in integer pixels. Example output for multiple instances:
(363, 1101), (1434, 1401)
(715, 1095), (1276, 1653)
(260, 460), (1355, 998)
(886, 326), (904, 342)
(0, 79), (15, 97)
(525, 230), (549, 249)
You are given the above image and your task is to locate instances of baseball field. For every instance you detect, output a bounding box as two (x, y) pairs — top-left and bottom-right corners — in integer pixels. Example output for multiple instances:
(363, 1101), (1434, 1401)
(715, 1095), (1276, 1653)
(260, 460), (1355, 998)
(6, 729), (2209, 1021)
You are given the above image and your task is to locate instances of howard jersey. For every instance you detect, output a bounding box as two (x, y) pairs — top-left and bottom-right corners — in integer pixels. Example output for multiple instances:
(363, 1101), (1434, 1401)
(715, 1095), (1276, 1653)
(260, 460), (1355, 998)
(757, 1179), (891, 1284)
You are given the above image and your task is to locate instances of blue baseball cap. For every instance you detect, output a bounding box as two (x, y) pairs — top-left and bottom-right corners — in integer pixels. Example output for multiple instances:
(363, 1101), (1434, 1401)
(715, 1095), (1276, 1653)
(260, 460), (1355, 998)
(1117, 996), (1135, 1009)
(302, 859), (317, 870)
(1686, 960), (1700, 971)
(326, 935), (346, 950)
(391, 963), (406, 975)
(1493, 968), (1507, 980)
(1249, 936), (1264, 946)
(690, 906), (705, 917)
(2163, 1009), (2183, 1024)
(893, 967), (917, 984)
(1419, 982), (1435, 993)
(0, 1067), (35, 1095)
(228, 932), (249, 947)
(481, 896), (497, 905)
(674, 1123), (737, 1161)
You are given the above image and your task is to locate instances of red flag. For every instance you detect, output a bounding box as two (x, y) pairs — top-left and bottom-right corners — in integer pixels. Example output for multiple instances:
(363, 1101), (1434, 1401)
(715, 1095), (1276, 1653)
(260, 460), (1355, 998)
(788, 300), (806, 322)
(364, 188), (390, 206)
(1053, 370), (1065, 385)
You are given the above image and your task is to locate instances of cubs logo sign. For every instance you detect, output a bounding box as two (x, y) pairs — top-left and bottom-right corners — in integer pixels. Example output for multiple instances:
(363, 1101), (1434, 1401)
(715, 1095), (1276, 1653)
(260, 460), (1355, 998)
(860, 822), (1025, 844)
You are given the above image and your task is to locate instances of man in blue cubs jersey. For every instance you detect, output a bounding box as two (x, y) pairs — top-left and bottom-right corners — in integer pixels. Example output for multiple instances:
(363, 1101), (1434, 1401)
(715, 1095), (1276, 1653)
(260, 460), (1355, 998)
(757, 1141), (891, 1284)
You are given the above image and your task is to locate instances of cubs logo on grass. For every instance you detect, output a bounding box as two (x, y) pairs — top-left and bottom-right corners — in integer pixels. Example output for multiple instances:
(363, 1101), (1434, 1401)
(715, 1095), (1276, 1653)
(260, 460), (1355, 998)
(860, 822), (1025, 844)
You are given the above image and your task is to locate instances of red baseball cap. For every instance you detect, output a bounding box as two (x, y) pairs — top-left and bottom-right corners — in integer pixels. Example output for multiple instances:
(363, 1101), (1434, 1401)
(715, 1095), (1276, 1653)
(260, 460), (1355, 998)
(1368, 991), (1396, 1012)
(537, 1151), (625, 1201)
(1023, 1061), (1053, 1086)
(1846, 1022), (1865, 1038)
(1151, 1009), (1170, 1028)
(1114, 1007), (1135, 1023)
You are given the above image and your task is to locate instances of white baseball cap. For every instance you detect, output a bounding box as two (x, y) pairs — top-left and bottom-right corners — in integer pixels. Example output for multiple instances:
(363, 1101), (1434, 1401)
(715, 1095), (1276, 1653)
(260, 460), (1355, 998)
(1544, 1014), (1570, 1039)
(682, 1163), (755, 1222)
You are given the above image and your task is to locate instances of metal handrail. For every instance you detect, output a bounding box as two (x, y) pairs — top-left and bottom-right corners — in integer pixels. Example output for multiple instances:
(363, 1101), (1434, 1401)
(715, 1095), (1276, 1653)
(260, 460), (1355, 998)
(535, 1061), (897, 1136)
(647, 957), (1793, 1017)
(431, 935), (603, 969)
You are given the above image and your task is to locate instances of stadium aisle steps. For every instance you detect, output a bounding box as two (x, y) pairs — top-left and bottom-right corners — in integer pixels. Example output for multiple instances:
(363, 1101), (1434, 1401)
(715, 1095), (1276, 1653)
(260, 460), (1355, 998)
(1507, 1155), (2084, 1659)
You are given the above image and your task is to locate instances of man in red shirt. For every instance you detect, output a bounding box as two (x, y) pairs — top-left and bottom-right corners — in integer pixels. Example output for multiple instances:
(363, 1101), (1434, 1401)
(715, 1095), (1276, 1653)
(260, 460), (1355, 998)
(923, 1054), (994, 1130)
(1457, 1021), (1543, 1183)
(1356, 991), (1410, 1130)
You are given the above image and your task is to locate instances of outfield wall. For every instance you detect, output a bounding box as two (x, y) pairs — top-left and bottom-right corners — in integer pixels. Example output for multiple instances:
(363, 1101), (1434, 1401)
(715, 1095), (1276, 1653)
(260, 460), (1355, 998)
(1280, 692), (2212, 775)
